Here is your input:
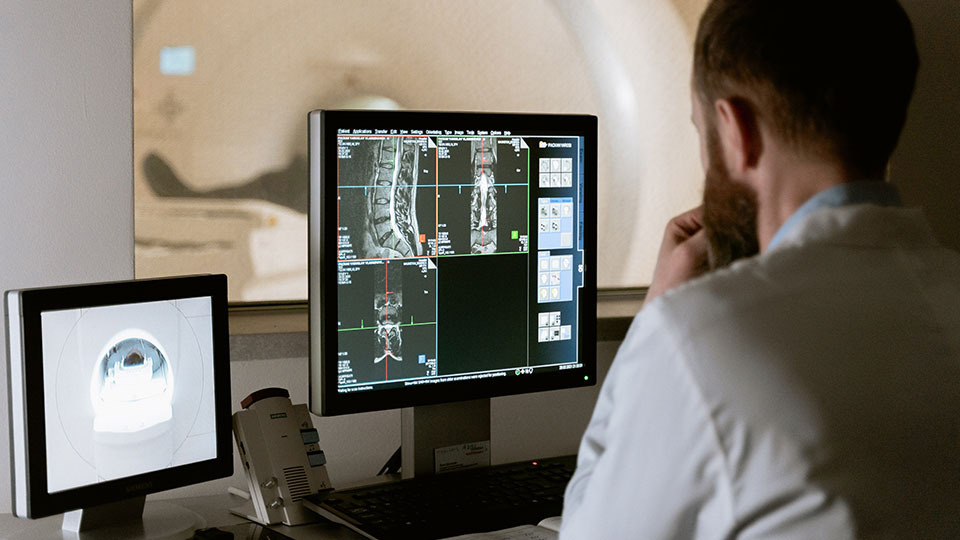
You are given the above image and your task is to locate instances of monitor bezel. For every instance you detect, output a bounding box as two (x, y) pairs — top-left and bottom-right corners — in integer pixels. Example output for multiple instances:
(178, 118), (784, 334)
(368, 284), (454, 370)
(4, 274), (232, 519)
(309, 109), (598, 416)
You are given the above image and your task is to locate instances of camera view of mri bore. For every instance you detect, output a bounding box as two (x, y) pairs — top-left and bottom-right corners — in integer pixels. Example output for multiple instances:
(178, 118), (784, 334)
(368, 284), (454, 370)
(40, 298), (217, 493)
(336, 133), (531, 387)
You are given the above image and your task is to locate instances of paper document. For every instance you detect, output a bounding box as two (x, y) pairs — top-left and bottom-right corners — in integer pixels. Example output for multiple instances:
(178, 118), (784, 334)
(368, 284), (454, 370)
(442, 517), (561, 539)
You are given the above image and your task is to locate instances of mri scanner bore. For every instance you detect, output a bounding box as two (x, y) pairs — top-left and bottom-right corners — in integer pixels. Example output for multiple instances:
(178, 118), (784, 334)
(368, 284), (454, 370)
(92, 332), (174, 433)
(91, 331), (175, 480)
(41, 299), (217, 493)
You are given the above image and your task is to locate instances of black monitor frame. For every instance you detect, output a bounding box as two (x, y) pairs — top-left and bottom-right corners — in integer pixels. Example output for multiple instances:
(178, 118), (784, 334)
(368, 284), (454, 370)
(4, 274), (232, 519)
(309, 110), (598, 416)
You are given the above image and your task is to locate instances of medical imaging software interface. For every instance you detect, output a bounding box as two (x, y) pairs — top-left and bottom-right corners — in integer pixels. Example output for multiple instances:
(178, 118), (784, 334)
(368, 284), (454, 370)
(336, 126), (586, 392)
(40, 297), (217, 493)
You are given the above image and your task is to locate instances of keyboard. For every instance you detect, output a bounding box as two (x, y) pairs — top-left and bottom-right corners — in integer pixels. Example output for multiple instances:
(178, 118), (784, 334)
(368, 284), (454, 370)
(302, 455), (576, 540)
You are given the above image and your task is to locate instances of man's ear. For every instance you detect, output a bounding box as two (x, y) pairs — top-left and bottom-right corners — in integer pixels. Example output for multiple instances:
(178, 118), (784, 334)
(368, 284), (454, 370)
(714, 97), (762, 173)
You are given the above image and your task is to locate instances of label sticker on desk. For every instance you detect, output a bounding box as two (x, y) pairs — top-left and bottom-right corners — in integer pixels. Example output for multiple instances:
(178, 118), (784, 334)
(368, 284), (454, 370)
(435, 440), (491, 474)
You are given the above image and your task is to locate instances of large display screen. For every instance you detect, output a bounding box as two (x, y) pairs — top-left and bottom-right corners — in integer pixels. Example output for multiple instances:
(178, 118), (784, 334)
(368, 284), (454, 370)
(311, 111), (597, 414)
(40, 297), (217, 493)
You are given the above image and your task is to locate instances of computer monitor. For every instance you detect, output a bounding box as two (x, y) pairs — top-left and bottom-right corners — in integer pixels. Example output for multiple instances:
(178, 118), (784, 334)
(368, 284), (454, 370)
(4, 275), (232, 537)
(309, 110), (597, 477)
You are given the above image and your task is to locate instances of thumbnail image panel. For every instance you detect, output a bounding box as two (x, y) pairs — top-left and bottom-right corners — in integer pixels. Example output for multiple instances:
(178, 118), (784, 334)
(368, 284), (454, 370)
(436, 137), (528, 256)
(337, 136), (437, 260)
(337, 258), (437, 384)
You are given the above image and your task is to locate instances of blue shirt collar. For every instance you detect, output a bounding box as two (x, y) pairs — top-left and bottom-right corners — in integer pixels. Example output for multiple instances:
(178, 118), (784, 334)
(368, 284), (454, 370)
(768, 181), (902, 250)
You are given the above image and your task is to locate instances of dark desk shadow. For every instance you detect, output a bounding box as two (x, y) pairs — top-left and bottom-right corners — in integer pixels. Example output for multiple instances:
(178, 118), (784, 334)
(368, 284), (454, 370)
(142, 153), (308, 215)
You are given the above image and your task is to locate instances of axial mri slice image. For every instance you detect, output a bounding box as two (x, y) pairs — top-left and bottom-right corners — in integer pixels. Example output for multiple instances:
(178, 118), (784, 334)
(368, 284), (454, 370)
(337, 258), (438, 385)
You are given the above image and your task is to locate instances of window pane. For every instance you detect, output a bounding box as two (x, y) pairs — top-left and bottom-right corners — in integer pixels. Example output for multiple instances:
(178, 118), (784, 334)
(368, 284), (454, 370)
(133, 0), (705, 302)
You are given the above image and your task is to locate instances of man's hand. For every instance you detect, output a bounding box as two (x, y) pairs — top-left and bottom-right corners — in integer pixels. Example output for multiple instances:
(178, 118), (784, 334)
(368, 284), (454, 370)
(645, 206), (710, 305)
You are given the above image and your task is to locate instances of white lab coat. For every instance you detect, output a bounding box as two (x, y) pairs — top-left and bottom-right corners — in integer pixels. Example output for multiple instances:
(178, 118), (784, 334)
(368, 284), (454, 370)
(561, 204), (960, 539)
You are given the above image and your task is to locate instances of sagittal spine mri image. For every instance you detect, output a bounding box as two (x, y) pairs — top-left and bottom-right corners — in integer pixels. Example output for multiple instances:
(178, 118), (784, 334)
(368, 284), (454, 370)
(337, 136), (437, 260)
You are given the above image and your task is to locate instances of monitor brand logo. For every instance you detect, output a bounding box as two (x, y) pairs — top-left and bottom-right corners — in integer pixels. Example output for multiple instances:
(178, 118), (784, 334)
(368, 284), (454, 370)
(126, 480), (153, 493)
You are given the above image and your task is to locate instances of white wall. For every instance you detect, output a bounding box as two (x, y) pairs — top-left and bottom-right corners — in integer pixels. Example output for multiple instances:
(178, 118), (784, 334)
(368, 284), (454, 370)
(0, 1), (133, 513)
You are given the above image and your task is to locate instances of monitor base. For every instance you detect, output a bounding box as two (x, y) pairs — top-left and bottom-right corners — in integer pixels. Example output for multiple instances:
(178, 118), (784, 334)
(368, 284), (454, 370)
(60, 498), (205, 540)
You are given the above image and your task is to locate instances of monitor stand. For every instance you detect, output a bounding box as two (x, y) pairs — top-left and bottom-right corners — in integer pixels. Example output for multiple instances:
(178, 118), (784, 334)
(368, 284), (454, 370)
(59, 496), (204, 540)
(400, 397), (491, 479)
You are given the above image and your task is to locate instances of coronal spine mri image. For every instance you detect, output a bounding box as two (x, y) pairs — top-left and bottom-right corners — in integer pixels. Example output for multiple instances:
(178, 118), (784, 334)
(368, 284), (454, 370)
(470, 137), (498, 254)
(436, 137), (528, 255)
(374, 260), (403, 364)
(368, 138), (423, 258)
(337, 136), (437, 261)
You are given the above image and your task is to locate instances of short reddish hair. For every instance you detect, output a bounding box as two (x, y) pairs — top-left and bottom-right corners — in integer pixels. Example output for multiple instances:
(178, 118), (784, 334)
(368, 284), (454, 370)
(694, 0), (918, 177)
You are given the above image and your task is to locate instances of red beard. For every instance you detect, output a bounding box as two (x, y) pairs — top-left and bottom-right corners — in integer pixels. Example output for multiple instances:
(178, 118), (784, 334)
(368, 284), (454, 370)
(702, 123), (760, 269)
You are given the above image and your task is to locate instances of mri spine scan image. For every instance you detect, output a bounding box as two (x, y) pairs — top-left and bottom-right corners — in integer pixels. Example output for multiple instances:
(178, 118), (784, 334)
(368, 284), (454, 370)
(90, 330), (175, 480)
(366, 138), (423, 258)
(469, 137), (498, 254)
(373, 261), (403, 364)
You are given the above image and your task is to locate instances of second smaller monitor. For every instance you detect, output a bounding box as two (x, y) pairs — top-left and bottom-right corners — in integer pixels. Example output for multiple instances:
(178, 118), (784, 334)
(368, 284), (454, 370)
(5, 274), (231, 535)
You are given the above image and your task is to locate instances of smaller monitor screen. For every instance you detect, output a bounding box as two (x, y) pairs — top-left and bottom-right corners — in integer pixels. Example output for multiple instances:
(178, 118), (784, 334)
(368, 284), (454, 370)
(40, 297), (217, 493)
(6, 274), (231, 519)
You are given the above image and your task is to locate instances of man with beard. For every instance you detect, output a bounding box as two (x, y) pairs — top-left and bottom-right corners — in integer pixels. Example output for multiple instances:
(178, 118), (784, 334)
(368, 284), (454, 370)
(561, 1), (960, 538)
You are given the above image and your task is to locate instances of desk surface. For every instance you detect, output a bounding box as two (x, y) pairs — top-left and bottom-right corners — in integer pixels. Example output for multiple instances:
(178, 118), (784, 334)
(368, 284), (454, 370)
(0, 494), (364, 540)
